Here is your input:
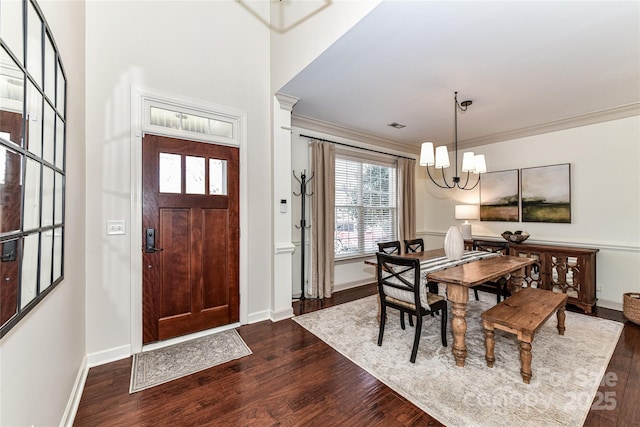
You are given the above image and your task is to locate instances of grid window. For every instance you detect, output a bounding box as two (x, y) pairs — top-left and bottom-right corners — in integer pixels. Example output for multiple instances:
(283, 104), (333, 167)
(335, 155), (397, 257)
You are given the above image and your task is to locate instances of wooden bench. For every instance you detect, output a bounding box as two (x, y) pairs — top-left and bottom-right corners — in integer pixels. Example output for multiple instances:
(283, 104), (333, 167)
(481, 287), (568, 384)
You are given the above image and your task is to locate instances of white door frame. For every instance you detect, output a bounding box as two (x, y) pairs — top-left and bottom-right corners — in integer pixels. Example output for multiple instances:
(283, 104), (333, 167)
(130, 85), (248, 353)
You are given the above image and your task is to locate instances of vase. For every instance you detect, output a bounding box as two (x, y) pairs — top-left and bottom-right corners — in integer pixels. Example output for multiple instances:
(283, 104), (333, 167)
(444, 225), (464, 260)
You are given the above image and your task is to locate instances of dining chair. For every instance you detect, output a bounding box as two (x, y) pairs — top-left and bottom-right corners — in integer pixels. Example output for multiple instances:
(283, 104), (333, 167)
(377, 241), (401, 255)
(376, 252), (448, 363)
(404, 238), (424, 253)
(377, 240), (412, 326)
(472, 239), (510, 303)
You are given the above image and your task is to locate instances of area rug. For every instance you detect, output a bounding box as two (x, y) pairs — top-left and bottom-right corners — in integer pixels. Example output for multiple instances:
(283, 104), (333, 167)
(293, 294), (623, 427)
(129, 329), (252, 393)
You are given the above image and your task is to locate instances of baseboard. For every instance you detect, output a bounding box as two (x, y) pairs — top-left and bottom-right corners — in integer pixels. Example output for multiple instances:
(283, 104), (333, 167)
(334, 279), (373, 293)
(291, 280), (373, 299)
(247, 309), (271, 324)
(59, 355), (88, 427)
(86, 344), (131, 368)
(596, 298), (623, 312)
(271, 307), (294, 322)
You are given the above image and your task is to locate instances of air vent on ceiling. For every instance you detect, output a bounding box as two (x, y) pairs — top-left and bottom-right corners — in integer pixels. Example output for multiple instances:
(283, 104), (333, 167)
(387, 122), (406, 129)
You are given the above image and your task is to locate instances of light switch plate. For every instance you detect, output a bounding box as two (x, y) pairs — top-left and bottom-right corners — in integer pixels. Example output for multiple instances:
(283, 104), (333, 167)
(107, 220), (126, 235)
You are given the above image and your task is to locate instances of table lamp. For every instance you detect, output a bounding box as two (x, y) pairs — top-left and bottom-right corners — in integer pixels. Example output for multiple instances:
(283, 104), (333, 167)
(455, 204), (480, 240)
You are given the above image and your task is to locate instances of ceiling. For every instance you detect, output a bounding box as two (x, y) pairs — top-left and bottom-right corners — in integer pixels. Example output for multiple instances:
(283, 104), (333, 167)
(279, 1), (640, 152)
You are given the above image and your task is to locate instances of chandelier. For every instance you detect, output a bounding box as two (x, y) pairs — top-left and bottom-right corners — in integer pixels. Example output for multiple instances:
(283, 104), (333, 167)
(419, 91), (486, 190)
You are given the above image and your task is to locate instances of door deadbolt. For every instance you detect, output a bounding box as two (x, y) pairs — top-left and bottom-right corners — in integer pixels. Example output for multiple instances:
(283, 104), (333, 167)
(145, 228), (164, 253)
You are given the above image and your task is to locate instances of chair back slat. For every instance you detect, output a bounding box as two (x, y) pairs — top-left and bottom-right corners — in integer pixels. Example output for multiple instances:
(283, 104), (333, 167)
(377, 241), (401, 255)
(404, 238), (424, 253)
(472, 239), (510, 303)
(376, 252), (420, 306)
(472, 239), (509, 255)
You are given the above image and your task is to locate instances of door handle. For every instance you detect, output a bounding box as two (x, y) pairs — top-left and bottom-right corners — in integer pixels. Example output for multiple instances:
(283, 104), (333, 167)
(145, 228), (164, 253)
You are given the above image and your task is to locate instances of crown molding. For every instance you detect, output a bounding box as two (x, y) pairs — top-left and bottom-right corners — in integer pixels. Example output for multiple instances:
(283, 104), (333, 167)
(457, 102), (640, 149)
(275, 92), (300, 112)
(292, 113), (419, 155)
(294, 103), (639, 152)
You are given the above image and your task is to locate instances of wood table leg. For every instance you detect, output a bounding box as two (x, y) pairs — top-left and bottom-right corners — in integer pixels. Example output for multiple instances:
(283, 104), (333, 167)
(483, 322), (495, 368)
(557, 304), (566, 335)
(510, 266), (526, 293)
(447, 284), (469, 367)
(519, 340), (533, 384)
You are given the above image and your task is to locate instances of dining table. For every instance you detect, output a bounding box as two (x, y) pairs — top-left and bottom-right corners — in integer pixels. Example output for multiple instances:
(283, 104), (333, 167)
(365, 249), (536, 367)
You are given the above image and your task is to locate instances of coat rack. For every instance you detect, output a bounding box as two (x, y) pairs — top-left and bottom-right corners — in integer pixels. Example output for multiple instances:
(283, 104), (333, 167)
(292, 170), (322, 310)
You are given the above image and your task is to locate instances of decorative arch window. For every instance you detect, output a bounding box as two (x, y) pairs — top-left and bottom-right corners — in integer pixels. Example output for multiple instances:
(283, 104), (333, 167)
(0, 0), (66, 338)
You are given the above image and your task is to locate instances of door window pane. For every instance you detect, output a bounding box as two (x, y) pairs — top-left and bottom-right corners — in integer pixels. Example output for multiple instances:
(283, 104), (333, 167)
(159, 153), (181, 193)
(149, 106), (233, 139)
(150, 106), (180, 129)
(209, 119), (233, 138)
(185, 156), (205, 194)
(182, 113), (209, 134)
(209, 159), (227, 195)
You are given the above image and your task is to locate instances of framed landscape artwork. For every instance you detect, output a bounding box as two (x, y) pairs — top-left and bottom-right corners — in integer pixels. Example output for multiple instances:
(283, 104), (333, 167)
(480, 169), (519, 222)
(521, 163), (571, 223)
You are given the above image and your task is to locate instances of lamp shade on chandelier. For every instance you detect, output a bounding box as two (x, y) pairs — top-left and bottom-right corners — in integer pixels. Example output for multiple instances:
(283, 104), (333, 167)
(420, 91), (486, 190)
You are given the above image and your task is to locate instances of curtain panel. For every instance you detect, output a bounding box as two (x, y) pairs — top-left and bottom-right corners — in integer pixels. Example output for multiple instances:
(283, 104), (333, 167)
(397, 158), (416, 244)
(310, 141), (336, 298)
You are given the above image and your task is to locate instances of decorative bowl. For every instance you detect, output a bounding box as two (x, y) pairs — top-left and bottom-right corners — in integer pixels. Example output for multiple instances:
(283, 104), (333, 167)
(501, 231), (530, 243)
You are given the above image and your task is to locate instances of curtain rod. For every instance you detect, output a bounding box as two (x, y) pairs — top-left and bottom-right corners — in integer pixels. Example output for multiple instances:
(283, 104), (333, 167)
(299, 134), (415, 161)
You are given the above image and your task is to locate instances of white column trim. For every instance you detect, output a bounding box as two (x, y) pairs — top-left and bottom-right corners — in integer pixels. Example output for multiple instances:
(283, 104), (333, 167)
(275, 242), (296, 254)
(271, 92), (299, 322)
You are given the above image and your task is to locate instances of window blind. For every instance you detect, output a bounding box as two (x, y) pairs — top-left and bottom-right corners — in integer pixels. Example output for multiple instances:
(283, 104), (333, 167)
(335, 155), (397, 257)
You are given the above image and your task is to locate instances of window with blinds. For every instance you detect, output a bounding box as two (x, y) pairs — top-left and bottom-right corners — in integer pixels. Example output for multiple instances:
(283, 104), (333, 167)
(335, 155), (397, 258)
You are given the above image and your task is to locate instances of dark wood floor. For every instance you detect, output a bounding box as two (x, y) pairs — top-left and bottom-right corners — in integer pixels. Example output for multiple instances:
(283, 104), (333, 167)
(74, 284), (640, 427)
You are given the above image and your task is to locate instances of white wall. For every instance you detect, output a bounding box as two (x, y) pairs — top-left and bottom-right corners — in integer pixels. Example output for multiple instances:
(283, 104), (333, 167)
(83, 1), (273, 358)
(81, 0), (379, 363)
(0, 1), (87, 426)
(417, 116), (640, 309)
(292, 116), (640, 310)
